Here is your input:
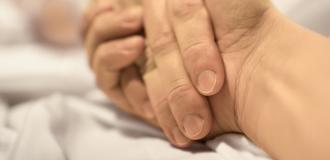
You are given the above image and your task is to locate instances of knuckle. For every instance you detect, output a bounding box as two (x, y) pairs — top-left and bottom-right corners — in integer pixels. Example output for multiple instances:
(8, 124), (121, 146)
(182, 41), (208, 60)
(171, 0), (203, 18)
(92, 18), (108, 39)
(124, 36), (145, 51)
(95, 43), (112, 64)
(153, 99), (169, 117)
(95, 43), (121, 71)
(167, 81), (193, 105)
(92, 13), (142, 40)
(119, 14), (142, 33)
(95, 37), (144, 71)
(119, 21), (141, 33)
(101, 74), (119, 92)
(149, 29), (176, 53)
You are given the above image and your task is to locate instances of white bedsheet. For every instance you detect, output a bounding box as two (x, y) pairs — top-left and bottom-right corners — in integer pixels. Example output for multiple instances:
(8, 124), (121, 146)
(0, 45), (94, 104)
(1, 93), (269, 160)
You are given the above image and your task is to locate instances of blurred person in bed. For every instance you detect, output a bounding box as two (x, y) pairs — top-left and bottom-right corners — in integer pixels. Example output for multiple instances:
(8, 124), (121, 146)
(84, 0), (330, 159)
(0, 0), (87, 47)
(0, 0), (94, 103)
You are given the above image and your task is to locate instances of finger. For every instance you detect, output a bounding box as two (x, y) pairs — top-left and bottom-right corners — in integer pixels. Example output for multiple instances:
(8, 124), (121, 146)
(121, 65), (155, 120)
(95, 67), (134, 114)
(167, 0), (225, 96)
(143, 0), (213, 140)
(157, 100), (192, 148)
(92, 35), (145, 75)
(85, 6), (143, 66)
(155, 45), (213, 140)
(144, 68), (192, 147)
(82, 1), (117, 39)
(93, 36), (145, 113)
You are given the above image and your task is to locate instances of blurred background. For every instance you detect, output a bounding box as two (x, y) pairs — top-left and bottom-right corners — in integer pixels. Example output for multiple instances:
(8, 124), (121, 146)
(0, 0), (95, 104)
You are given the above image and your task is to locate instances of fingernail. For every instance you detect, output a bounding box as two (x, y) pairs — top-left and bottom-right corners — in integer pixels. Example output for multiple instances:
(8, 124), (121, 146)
(197, 70), (217, 95)
(183, 114), (204, 138)
(172, 127), (190, 146)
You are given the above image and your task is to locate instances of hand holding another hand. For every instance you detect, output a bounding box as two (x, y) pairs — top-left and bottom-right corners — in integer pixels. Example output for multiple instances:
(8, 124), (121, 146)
(144, 1), (330, 159)
(83, 0), (276, 147)
(142, 0), (274, 144)
(84, 0), (330, 159)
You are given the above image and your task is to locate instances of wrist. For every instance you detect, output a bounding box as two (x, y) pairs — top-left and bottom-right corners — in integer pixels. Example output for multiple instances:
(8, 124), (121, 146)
(235, 7), (330, 157)
(235, 8), (291, 137)
(207, 7), (286, 138)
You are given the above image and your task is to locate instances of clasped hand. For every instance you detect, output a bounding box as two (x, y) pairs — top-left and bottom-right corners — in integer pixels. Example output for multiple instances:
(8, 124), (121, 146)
(83, 0), (274, 147)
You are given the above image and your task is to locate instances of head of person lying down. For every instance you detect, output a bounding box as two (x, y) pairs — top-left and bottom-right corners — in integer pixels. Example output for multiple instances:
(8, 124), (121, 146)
(14, 0), (86, 47)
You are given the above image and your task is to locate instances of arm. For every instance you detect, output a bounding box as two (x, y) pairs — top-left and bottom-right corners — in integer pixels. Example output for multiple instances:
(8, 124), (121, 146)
(200, 1), (330, 158)
(236, 10), (330, 159)
(144, 0), (330, 158)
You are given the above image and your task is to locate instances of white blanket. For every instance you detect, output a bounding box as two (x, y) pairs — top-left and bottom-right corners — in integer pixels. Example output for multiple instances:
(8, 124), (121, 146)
(1, 94), (269, 160)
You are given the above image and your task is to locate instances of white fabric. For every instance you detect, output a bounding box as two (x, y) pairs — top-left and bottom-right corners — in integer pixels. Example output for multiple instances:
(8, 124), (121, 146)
(0, 0), (329, 160)
(3, 94), (268, 160)
(0, 0), (31, 44)
(274, 0), (330, 36)
(0, 45), (94, 104)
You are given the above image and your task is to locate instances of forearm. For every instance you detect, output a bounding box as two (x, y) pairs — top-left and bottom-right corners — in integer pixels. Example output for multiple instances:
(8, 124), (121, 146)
(237, 11), (330, 159)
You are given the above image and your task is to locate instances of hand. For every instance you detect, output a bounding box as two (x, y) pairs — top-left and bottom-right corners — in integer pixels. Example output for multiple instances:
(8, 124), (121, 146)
(201, 1), (330, 159)
(141, 0), (230, 146)
(143, 0), (275, 143)
(83, 0), (156, 124)
(198, 0), (274, 135)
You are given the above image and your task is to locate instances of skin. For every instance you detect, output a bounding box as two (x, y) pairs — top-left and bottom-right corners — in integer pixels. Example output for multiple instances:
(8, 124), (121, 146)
(16, 0), (81, 46)
(85, 0), (330, 159)
(83, 0), (222, 146)
(83, 0), (156, 126)
(144, 0), (330, 159)
(142, 0), (270, 144)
